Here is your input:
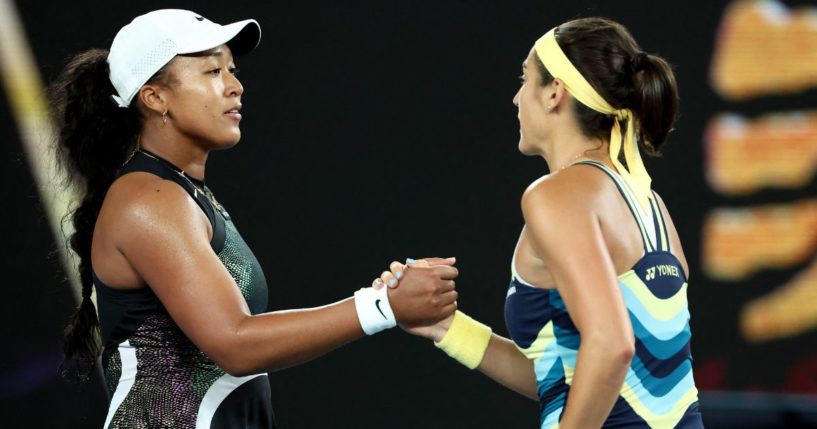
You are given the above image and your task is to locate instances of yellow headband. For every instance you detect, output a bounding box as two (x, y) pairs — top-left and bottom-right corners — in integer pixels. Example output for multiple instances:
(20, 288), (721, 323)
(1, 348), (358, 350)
(534, 28), (653, 212)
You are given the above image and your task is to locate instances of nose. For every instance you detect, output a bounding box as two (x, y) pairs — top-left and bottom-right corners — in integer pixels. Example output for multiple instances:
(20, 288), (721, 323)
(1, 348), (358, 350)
(226, 72), (243, 98)
(513, 87), (520, 107)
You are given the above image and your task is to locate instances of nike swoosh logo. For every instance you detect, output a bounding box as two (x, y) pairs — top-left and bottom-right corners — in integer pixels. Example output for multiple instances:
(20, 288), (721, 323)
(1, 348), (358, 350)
(195, 15), (204, 21)
(374, 299), (387, 320)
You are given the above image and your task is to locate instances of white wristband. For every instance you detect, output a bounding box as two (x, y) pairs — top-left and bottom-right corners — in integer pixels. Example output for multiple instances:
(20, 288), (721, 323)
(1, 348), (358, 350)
(354, 286), (397, 335)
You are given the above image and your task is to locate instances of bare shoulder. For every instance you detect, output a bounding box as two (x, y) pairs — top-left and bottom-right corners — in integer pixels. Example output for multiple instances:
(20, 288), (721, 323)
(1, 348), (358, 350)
(100, 172), (209, 240)
(520, 164), (612, 219)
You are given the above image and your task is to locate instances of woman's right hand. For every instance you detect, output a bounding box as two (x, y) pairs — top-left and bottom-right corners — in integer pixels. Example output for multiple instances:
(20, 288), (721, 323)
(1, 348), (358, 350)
(403, 312), (454, 342)
(375, 258), (457, 341)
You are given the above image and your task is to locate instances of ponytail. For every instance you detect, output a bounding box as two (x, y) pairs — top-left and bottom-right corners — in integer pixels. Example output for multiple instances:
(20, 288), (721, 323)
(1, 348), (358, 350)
(630, 52), (679, 156)
(536, 18), (679, 157)
(50, 49), (141, 381)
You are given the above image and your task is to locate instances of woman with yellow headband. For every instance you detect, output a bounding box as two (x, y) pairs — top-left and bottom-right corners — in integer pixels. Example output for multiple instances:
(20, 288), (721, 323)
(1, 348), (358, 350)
(380, 17), (702, 429)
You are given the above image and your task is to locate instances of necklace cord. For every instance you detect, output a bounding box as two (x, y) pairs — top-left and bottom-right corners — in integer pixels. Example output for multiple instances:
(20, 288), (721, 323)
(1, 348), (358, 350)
(133, 149), (224, 212)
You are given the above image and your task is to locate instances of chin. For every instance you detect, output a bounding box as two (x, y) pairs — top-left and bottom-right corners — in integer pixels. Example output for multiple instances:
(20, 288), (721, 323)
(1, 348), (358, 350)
(223, 138), (241, 149)
(518, 140), (537, 156)
(223, 130), (242, 146)
(210, 136), (241, 151)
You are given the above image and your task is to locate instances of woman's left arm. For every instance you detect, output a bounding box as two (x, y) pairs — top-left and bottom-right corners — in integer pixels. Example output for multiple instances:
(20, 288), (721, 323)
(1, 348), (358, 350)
(520, 174), (634, 429)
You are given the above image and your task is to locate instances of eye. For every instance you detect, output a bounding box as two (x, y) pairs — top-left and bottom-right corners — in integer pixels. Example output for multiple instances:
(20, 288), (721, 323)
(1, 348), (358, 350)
(209, 68), (222, 76)
(229, 67), (240, 76)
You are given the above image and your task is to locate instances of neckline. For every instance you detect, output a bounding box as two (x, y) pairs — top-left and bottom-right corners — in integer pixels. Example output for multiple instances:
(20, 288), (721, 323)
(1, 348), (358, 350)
(137, 148), (206, 188)
(134, 148), (228, 217)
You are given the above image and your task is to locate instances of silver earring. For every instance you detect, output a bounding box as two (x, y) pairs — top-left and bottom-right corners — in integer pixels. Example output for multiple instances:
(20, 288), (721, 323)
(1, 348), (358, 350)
(162, 110), (168, 126)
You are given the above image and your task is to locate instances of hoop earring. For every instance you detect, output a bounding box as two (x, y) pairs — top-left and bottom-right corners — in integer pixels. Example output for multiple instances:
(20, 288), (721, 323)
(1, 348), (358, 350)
(162, 110), (168, 126)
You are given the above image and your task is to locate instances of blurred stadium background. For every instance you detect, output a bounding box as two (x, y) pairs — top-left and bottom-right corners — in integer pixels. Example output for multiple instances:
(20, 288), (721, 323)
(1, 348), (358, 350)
(1, 0), (816, 427)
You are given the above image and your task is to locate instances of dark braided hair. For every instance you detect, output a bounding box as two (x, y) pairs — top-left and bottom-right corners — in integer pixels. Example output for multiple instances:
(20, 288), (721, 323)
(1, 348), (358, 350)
(535, 17), (679, 156)
(50, 48), (171, 381)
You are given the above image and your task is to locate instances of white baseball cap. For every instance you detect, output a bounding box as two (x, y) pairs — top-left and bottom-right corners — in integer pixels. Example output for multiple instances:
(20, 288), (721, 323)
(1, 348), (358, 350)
(108, 9), (261, 108)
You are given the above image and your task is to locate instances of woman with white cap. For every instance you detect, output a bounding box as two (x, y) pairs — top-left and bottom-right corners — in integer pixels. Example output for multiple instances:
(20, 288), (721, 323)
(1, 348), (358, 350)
(380, 17), (703, 429)
(52, 10), (458, 428)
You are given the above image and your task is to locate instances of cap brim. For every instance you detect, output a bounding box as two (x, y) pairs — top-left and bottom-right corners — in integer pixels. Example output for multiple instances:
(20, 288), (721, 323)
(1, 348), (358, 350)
(224, 19), (261, 57)
(177, 19), (261, 57)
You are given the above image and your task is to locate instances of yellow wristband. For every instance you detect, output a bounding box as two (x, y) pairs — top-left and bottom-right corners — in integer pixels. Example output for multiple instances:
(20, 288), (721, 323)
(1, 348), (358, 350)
(434, 310), (492, 369)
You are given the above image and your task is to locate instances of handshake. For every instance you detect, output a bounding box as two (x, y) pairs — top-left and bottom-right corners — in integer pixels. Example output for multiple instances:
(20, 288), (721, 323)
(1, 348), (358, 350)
(354, 257), (459, 342)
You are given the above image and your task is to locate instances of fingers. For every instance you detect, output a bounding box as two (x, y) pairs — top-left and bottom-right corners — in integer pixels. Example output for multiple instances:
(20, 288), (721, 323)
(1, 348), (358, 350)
(438, 279), (455, 293)
(380, 271), (398, 289)
(431, 264), (459, 280)
(422, 257), (456, 266)
(440, 302), (458, 317)
(372, 278), (386, 290)
(407, 258), (430, 268)
(384, 257), (458, 295)
(389, 261), (405, 282)
(439, 289), (458, 305)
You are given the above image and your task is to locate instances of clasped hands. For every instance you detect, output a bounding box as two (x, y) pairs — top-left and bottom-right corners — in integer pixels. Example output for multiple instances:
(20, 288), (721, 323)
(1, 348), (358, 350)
(372, 257), (458, 342)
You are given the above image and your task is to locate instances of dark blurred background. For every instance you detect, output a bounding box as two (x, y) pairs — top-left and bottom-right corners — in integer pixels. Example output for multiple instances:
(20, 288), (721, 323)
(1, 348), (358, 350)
(2, 0), (817, 427)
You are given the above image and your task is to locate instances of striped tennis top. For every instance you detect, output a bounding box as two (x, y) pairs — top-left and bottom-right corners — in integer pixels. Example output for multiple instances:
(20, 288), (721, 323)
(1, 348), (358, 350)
(504, 161), (703, 429)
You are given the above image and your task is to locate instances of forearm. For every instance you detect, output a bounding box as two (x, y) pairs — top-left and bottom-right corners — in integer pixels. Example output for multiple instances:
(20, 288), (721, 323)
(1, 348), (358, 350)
(216, 297), (364, 375)
(477, 334), (538, 400)
(558, 337), (633, 429)
(429, 312), (537, 401)
(169, 263), (456, 376)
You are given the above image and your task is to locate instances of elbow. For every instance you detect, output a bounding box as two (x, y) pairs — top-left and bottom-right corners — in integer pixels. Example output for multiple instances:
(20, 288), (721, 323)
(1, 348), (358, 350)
(609, 334), (635, 369)
(606, 331), (635, 365)
(615, 341), (635, 365)
(218, 354), (292, 376)
(209, 341), (292, 376)
(209, 348), (258, 377)
(217, 357), (259, 378)
(205, 335), (266, 377)
(585, 332), (635, 368)
(609, 342), (635, 386)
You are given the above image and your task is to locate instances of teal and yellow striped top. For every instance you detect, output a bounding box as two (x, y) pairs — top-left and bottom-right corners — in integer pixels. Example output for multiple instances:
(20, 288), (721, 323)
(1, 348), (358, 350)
(504, 161), (702, 429)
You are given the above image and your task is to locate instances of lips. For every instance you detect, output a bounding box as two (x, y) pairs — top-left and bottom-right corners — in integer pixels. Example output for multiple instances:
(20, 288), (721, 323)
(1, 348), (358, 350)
(224, 104), (242, 121)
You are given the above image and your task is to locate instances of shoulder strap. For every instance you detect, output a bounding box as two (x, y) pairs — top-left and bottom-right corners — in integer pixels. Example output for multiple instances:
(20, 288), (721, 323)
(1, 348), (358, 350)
(573, 161), (655, 253)
(117, 151), (226, 253)
(649, 190), (670, 252)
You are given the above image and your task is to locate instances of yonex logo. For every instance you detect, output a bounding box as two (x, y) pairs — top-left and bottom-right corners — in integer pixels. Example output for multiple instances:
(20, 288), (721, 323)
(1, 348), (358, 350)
(645, 264), (680, 281)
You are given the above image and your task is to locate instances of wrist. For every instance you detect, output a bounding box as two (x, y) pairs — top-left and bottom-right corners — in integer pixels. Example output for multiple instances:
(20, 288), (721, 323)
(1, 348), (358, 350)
(354, 286), (396, 335)
(429, 314), (454, 342)
(434, 310), (492, 369)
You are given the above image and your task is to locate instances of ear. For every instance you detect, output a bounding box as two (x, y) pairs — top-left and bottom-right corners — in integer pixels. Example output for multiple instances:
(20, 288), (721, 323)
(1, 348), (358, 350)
(545, 78), (568, 111)
(136, 84), (169, 116)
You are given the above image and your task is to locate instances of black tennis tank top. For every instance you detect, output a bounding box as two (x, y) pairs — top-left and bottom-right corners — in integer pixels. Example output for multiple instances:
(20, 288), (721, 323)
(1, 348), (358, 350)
(94, 150), (274, 429)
